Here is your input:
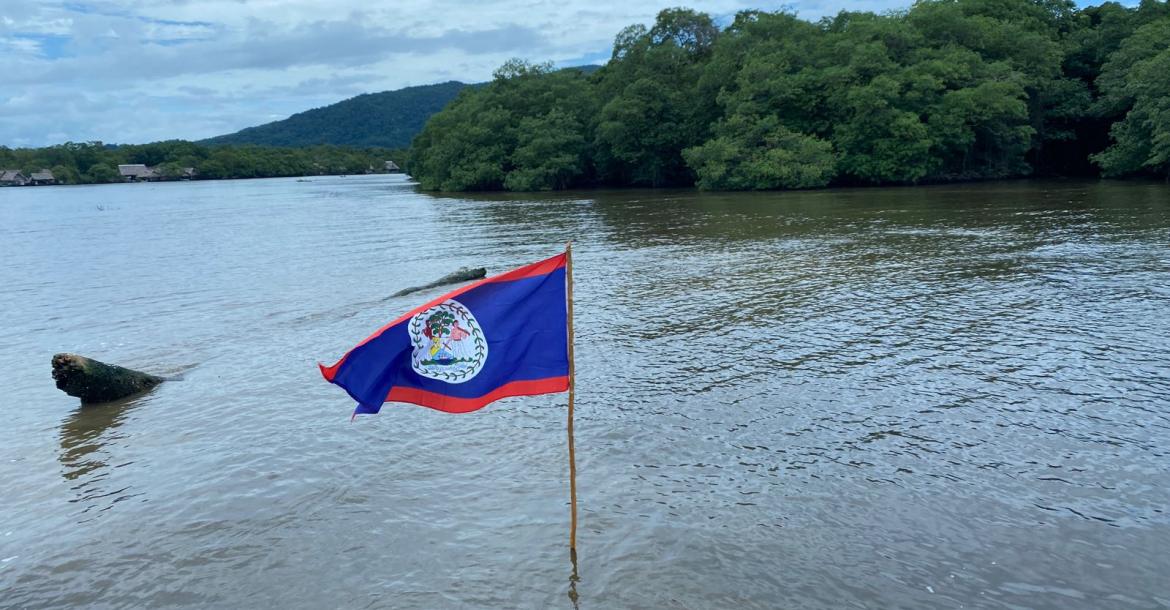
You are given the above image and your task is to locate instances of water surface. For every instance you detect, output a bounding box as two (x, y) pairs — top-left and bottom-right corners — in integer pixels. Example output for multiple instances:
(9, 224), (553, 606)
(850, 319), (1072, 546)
(1, 176), (1169, 608)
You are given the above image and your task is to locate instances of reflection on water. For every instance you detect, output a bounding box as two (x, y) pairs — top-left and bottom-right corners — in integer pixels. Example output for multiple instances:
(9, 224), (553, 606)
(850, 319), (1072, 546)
(58, 398), (142, 520)
(567, 553), (581, 609)
(1, 176), (1169, 609)
(59, 401), (132, 480)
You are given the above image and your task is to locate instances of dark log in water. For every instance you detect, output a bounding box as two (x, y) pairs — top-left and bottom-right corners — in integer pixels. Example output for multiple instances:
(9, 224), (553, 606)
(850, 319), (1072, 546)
(51, 353), (164, 404)
(391, 267), (487, 298)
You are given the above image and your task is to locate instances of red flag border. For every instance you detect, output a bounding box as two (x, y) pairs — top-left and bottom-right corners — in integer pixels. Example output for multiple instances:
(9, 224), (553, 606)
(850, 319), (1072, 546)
(382, 376), (570, 413)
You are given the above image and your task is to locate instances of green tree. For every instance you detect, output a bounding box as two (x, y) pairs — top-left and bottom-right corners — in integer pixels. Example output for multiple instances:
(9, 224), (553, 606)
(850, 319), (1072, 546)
(1092, 16), (1170, 177)
(409, 60), (596, 190)
(85, 163), (120, 184)
(832, 75), (936, 183)
(505, 110), (589, 191)
(684, 115), (836, 189)
(590, 9), (719, 187)
(157, 161), (186, 179)
(50, 164), (80, 185)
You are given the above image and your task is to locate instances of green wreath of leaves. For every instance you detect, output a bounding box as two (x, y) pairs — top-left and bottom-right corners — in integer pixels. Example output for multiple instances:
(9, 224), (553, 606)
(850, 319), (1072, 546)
(409, 301), (487, 382)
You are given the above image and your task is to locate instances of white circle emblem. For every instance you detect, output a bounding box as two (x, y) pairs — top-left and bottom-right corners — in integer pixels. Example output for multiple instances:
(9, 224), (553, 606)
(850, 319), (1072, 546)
(408, 299), (488, 383)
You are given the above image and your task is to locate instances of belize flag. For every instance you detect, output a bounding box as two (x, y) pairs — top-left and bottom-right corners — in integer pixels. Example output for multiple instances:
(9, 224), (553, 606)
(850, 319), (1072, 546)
(320, 252), (570, 416)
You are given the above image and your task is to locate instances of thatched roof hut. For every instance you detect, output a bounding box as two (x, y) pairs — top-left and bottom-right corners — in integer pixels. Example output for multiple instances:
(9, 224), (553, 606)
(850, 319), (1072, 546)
(29, 169), (56, 185)
(118, 164), (159, 181)
(0, 169), (29, 186)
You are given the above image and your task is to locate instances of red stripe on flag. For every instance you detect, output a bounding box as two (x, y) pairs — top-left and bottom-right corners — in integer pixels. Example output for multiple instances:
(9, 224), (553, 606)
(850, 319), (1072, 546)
(384, 376), (569, 413)
(319, 252), (567, 377)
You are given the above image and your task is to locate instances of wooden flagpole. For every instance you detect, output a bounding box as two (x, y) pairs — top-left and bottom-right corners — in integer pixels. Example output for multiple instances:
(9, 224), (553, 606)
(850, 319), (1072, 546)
(565, 241), (579, 563)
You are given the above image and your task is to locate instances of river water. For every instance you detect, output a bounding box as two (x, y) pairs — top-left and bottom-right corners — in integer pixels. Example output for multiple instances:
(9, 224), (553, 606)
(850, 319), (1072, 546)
(1, 175), (1168, 609)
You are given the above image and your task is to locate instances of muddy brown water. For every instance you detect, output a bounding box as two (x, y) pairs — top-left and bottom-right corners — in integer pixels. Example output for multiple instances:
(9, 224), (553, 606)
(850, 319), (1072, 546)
(1, 175), (1168, 608)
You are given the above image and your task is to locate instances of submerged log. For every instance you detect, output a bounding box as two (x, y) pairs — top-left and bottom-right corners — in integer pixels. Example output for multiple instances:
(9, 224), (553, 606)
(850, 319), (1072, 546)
(391, 267), (487, 298)
(52, 353), (164, 404)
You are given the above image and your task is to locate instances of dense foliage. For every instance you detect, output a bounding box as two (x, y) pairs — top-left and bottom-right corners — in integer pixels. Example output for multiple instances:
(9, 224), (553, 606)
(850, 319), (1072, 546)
(409, 1), (1170, 191)
(201, 82), (469, 149)
(0, 140), (401, 184)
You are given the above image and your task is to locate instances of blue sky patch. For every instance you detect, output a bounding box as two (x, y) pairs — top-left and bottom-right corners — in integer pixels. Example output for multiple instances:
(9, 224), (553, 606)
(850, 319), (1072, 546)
(11, 34), (73, 59)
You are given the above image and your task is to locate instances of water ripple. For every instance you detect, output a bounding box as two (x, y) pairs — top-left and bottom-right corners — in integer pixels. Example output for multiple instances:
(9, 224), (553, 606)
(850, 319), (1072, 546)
(1, 177), (1168, 609)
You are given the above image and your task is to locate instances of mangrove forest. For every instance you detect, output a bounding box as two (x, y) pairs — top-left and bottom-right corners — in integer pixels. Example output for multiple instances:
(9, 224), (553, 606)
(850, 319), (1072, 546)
(408, 0), (1170, 191)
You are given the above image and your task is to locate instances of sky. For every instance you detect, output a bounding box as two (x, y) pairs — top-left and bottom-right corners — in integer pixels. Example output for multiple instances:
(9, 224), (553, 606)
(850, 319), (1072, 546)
(0, 0), (1087, 147)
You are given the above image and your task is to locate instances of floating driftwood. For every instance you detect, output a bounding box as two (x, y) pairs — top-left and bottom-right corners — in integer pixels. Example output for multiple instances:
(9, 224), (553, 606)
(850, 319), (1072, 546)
(391, 267), (487, 298)
(51, 353), (164, 404)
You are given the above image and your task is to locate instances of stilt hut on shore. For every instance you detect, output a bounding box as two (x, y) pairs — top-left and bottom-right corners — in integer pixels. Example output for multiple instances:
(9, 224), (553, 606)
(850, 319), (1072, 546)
(0, 169), (29, 186)
(29, 169), (56, 185)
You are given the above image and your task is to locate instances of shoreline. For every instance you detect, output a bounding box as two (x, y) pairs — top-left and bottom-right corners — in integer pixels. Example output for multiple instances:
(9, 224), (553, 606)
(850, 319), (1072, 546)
(419, 175), (1169, 197)
(0, 172), (403, 189)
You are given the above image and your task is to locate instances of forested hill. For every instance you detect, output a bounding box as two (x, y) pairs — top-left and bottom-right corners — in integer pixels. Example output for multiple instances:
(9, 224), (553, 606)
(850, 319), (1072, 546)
(202, 81), (469, 148)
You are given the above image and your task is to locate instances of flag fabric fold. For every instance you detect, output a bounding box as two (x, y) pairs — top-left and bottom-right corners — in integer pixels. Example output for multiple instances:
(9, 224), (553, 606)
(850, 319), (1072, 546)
(320, 252), (570, 415)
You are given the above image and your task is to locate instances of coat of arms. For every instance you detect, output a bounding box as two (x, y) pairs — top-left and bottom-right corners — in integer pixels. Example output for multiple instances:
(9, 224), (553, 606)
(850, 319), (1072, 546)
(408, 300), (487, 383)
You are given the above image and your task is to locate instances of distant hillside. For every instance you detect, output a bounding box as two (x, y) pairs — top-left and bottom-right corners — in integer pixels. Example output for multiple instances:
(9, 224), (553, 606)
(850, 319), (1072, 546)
(201, 67), (602, 150)
(202, 81), (469, 149)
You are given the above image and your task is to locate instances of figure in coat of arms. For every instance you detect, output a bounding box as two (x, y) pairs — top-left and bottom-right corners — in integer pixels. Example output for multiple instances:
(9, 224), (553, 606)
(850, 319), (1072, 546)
(409, 300), (487, 382)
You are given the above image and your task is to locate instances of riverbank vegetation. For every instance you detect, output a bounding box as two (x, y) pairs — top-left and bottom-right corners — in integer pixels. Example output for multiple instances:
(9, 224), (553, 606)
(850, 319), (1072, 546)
(0, 141), (402, 185)
(408, 0), (1170, 191)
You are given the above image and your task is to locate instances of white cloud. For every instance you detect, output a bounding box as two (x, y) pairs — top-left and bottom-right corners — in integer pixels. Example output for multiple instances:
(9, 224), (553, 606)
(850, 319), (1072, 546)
(1, 0), (915, 146)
